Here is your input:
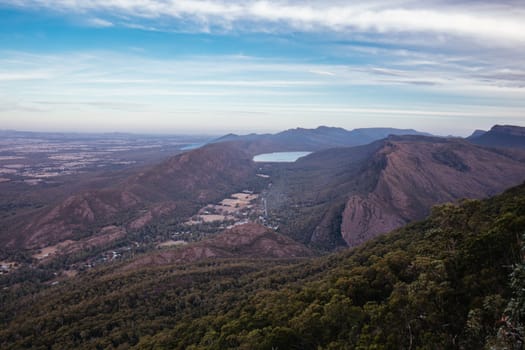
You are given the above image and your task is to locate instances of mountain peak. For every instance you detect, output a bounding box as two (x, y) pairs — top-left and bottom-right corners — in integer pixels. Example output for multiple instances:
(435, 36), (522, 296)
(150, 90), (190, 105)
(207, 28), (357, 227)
(468, 129), (487, 138)
(469, 124), (525, 148)
(490, 124), (525, 136)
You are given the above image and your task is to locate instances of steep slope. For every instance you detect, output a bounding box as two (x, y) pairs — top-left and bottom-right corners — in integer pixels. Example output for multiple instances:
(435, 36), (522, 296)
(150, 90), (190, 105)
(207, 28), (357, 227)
(2, 182), (524, 349)
(264, 135), (525, 248)
(7, 190), (142, 249)
(468, 124), (525, 148)
(1, 142), (257, 250)
(340, 135), (525, 246)
(122, 223), (312, 271)
(260, 141), (385, 249)
(125, 141), (255, 202)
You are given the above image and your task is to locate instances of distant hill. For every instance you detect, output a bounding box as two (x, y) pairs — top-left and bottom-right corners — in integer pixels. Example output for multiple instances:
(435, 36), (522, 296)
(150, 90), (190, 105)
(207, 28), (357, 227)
(122, 223), (312, 271)
(347, 127), (433, 142)
(468, 124), (525, 148)
(468, 129), (486, 138)
(212, 132), (269, 143)
(263, 135), (525, 248)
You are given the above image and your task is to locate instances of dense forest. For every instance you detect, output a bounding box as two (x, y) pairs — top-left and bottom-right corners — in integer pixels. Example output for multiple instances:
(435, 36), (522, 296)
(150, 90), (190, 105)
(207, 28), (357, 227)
(1, 183), (525, 349)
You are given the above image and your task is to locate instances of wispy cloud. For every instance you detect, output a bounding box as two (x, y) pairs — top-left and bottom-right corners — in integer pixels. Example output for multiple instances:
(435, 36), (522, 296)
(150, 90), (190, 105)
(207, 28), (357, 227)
(1, 50), (524, 97)
(0, 71), (55, 81)
(4, 1), (525, 45)
(85, 18), (114, 28)
(0, 49), (523, 135)
(309, 70), (336, 77)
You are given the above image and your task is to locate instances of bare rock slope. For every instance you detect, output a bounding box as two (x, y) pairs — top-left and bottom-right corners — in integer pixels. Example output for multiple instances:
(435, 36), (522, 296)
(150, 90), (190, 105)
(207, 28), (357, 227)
(340, 136), (525, 246)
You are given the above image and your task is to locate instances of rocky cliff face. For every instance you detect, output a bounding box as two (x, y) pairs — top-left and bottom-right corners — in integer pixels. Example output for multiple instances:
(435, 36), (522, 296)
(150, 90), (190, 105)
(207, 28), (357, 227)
(261, 134), (525, 249)
(340, 137), (525, 246)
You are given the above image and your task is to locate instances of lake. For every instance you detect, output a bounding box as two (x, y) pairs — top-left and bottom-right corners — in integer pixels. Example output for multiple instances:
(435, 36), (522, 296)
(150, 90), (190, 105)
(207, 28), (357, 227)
(253, 151), (312, 162)
(181, 143), (206, 150)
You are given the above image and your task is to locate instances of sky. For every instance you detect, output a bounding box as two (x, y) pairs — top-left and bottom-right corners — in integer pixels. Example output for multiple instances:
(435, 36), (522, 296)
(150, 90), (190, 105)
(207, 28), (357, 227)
(0, 1), (524, 136)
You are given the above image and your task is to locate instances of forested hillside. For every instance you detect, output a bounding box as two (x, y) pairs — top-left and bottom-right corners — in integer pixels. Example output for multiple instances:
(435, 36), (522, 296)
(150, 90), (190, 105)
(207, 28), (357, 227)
(1, 183), (525, 349)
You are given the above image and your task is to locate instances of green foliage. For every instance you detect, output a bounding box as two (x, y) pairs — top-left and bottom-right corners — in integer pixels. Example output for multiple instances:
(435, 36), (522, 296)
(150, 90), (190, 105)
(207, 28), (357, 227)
(487, 234), (525, 349)
(2, 183), (525, 349)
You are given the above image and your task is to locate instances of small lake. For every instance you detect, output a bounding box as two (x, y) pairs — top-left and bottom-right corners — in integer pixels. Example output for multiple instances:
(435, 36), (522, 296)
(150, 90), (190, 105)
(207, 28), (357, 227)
(181, 143), (206, 151)
(253, 151), (312, 163)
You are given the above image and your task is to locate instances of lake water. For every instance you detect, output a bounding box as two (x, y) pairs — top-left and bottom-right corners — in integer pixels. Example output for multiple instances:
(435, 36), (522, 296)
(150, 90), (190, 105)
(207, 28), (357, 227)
(253, 151), (312, 162)
(181, 143), (206, 150)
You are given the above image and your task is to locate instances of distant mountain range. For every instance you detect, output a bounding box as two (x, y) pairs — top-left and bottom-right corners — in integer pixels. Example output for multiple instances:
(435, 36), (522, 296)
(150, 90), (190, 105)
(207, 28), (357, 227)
(212, 126), (432, 153)
(1, 124), (525, 257)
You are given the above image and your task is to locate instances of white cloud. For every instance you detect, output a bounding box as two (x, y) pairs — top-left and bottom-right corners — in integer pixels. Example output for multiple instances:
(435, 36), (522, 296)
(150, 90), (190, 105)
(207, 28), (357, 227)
(86, 18), (114, 28)
(1, 50), (524, 97)
(0, 71), (55, 81)
(4, 1), (525, 45)
(309, 70), (336, 77)
(0, 50), (523, 135)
